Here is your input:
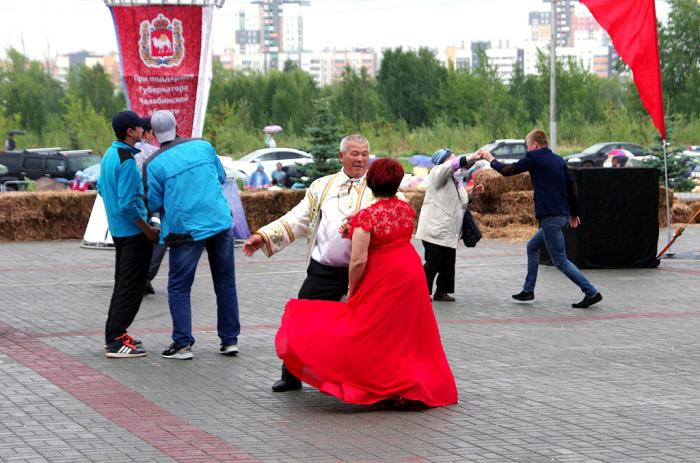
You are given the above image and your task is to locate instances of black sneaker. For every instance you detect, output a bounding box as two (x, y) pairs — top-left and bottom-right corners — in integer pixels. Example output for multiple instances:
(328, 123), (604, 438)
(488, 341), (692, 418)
(105, 334), (147, 358)
(219, 344), (239, 356)
(161, 342), (193, 360)
(103, 333), (142, 351)
(572, 292), (603, 309)
(512, 290), (535, 301)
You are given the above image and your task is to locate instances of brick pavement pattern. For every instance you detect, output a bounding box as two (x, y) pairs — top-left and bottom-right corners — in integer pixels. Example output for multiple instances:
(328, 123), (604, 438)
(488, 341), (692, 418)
(1, 228), (700, 462)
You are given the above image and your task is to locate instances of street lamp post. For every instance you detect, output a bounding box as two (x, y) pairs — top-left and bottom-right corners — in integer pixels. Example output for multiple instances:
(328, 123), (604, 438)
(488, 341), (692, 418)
(549, 0), (557, 152)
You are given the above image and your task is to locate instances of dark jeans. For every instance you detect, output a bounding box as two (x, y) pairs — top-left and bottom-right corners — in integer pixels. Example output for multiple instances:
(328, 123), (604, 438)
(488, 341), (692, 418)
(105, 233), (153, 344)
(422, 240), (456, 295)
(297, 259), (349, 301)
(167, 229), (240, 347)
(148, 243), (167, 281)
(525, 215), (598, 297)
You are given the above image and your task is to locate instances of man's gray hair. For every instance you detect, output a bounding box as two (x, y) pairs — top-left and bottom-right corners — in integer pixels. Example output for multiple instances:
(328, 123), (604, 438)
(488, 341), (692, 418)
(339, 134), (370, 153)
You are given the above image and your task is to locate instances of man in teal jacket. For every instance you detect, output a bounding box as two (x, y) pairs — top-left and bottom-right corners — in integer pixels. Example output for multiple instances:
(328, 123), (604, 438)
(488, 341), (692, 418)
(98, 110), (160, 358)
(146, 110), (240, 360)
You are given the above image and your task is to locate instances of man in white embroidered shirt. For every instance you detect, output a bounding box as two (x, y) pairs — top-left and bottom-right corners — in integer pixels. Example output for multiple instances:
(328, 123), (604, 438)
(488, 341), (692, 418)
(244, 134), (374, 391)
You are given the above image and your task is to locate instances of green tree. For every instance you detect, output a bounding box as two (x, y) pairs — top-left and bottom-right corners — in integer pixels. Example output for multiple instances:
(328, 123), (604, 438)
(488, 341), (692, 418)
(328, 66), (385, 129)
(66, 64), (123, 116)
(659, 0), (700, 117)
(377, 47), (447, 128)
(0, 48), (64, 134)
(303, 98), (342, 182)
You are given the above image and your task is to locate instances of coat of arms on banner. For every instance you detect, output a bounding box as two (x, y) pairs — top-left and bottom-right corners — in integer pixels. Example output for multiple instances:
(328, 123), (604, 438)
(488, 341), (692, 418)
(139, 13), (185, 67)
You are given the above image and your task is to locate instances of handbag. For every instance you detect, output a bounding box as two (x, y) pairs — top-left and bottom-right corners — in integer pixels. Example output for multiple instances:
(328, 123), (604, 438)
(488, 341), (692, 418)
(461, 208), (482, 247)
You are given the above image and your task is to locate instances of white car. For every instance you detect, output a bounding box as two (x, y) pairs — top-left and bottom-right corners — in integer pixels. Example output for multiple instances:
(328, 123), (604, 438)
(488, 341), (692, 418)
(229, 148), (313, 179)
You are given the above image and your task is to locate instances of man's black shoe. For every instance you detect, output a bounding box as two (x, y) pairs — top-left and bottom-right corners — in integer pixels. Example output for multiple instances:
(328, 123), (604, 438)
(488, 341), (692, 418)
(512, 290), (534, 301)
(272, 364), (302, 392)
(143, 280), (155, 295)
(572, 292), (603, 308)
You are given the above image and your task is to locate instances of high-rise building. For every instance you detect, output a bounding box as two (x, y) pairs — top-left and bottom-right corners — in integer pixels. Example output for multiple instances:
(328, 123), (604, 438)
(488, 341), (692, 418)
(249, 0), (310, 70)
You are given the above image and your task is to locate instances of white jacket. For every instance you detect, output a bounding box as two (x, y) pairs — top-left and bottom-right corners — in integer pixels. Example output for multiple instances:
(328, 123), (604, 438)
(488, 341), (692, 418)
(415, 160), (469, 249)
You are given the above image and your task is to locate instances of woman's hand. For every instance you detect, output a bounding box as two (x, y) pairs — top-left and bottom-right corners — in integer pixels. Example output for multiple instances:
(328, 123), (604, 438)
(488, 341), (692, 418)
(469, 184), (485, 197)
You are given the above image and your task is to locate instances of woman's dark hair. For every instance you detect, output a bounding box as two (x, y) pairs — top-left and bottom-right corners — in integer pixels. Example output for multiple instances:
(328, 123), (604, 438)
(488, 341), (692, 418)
(366, 158), (404, 197)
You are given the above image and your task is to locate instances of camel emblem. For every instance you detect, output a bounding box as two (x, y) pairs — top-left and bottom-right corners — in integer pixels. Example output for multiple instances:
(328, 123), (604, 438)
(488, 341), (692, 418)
(139, 13), (185, 68)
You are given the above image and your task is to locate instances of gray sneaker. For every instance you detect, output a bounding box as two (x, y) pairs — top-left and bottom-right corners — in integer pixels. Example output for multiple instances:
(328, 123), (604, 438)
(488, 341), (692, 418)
(161, 342), (193, 360)
(219, 344), (239, 356)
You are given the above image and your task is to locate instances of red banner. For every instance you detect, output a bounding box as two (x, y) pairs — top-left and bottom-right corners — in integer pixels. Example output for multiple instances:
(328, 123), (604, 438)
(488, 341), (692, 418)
(581, 0), (666, 139)
(110, 6), (213, 138)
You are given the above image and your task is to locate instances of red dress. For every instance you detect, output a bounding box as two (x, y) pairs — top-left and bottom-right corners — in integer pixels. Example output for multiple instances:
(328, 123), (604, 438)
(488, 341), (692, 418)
(275, 197), (458, 407)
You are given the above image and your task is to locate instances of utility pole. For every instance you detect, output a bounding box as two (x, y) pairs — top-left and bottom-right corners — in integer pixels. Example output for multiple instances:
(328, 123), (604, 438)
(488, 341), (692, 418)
(549, 0), (557, 151)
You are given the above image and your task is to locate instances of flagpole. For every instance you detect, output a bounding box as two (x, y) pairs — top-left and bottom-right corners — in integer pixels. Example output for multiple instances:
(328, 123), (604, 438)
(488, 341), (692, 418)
(661, 138), (673, 257)
(549, 0), (557, 151)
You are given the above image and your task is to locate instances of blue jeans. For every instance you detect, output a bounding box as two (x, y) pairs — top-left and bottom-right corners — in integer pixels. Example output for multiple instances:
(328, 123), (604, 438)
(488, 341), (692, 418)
(167, 229), (240, 347)
(524, 215), (597, 297)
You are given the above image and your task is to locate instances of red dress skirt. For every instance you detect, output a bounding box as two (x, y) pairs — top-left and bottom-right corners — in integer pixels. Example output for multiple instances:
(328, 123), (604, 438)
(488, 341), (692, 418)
(275, 197), (458, 406)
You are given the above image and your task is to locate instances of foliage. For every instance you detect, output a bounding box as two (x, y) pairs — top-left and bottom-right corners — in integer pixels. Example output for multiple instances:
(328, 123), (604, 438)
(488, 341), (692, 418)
(327, 66), (386, 130)
(642, 123), (696, 192)
(377, 47), (447, 128)
(302, 98), (342, 182)
(66, 64), (124, 117)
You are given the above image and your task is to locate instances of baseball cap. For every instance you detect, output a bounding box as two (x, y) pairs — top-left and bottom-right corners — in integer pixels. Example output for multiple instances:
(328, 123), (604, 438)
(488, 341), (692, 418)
(432, 148), (452, 165)
(151, 110), (177, 143)
(139, 116), (152, 132)
(111, 111), (142, 138)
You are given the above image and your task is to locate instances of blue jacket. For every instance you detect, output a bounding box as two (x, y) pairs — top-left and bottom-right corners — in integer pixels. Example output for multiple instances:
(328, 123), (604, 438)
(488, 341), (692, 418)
(97, 140), (148, 238)
(491, 147), (578, 219)
(146, 138), (232, 244)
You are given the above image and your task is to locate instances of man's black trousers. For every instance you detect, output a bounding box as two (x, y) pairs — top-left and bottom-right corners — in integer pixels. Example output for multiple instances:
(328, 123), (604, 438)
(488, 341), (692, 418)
(105, 233), (153, 343)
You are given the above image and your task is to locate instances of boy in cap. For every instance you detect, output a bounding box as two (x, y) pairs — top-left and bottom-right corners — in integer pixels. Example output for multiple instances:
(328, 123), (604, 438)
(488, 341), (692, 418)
(145, 110), (240, 360)
(98, 110), (160, 358)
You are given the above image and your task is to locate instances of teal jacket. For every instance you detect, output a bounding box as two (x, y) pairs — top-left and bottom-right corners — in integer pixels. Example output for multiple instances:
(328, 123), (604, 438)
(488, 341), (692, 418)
(145, 138), (232, 244)
(97, 140), (148, 238)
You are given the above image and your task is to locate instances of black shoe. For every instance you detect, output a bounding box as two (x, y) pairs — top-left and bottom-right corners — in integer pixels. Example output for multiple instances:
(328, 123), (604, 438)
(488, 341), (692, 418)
(432, 293), (456, 302)
(512, 290), (535, 301)
(161, 342), (193, 360)
(271, 365), (302, 392)
(572, 292), (603, 308)
(143, 280), (155, 295)
(105, 334), (147, 358)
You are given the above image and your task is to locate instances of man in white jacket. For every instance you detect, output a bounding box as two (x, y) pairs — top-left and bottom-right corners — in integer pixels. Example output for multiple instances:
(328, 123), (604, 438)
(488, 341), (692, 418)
(416, 148), (482, 302)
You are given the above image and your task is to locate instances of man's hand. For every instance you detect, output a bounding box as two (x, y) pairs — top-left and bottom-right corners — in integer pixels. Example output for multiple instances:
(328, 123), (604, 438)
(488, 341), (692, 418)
(243, 234), (264, 256)
(478, 150), (495, 162)
(466, 152), (481, 162)
(570, 216), (581, 229)
(144, 225), (160, 243)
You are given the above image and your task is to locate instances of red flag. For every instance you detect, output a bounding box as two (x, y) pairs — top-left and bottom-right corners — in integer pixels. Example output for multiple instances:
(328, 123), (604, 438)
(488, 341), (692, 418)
(581, 0), (666, 139)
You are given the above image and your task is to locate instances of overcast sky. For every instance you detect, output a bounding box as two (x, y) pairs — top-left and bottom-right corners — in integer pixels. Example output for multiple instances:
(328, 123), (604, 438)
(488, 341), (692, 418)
(0, 0), (670, 60)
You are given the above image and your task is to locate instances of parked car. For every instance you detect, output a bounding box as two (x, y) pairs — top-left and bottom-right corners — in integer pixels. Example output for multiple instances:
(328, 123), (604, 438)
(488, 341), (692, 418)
(565, 142), (651, 167)
(477, 139), (528, 164)
(0, 148), (101, 190)
(228, 147), (313, 179)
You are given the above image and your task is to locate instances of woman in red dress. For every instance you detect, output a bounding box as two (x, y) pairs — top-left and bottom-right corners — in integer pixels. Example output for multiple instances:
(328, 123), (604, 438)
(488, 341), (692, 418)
(275, 158), (458, 407)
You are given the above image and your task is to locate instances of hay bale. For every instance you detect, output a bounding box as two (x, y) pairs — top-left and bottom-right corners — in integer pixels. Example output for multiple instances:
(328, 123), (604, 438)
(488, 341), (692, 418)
(481, 224), (536, 242)
(473, 169), (532, 199)
(658, 186), (674, 227)
(0, 191), (94, 241)
(671, 202), (692, 224)
(495, 191), (534, 215)
(240, 189), (305, 232)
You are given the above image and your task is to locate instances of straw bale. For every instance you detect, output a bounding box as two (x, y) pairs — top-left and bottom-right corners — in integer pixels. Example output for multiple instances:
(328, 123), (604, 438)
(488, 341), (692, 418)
(0, 191), (94, 241)
(671, 202), (692, 224)
(658, 186), (674, 227)
(473, 169), (532, 199)
(494, 191), (534, 215)
(481, 224), (536, 242)
(687, 201), (700, 223)
(240, 189), (306, 232)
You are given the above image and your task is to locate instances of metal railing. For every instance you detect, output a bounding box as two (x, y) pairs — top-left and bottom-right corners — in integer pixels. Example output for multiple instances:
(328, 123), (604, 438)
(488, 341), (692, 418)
(0, 180), (31, 192)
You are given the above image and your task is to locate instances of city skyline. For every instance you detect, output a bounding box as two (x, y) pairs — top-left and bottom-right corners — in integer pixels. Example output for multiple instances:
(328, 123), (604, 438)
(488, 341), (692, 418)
(0, 0), (670, 60)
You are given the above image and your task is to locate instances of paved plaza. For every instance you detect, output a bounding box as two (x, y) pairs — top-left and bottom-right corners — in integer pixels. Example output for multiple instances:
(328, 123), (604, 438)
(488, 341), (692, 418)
(1, 229), (700, 463)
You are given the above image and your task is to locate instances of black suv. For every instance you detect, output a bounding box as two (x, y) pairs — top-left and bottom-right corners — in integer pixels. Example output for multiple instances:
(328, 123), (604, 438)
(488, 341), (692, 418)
(0, 148), (101, 190)
(478, 139), (528, 164)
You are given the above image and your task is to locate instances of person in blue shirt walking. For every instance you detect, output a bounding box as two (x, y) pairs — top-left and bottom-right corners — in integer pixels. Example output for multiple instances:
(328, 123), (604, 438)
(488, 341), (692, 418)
(145, 110), (241, 360)
(478, 129), (602, 309)
(98, 111), (160, 358)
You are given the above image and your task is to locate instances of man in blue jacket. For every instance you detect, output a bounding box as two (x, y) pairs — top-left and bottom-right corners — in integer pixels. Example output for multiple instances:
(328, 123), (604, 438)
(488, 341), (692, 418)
(479, 129), (602, 309)
(98, 111), (160, 358)
(146, 110), (240, 360)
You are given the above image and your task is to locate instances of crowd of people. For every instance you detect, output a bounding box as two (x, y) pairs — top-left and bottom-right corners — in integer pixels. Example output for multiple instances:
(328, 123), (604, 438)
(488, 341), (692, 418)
(99, 109), (602, 409)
